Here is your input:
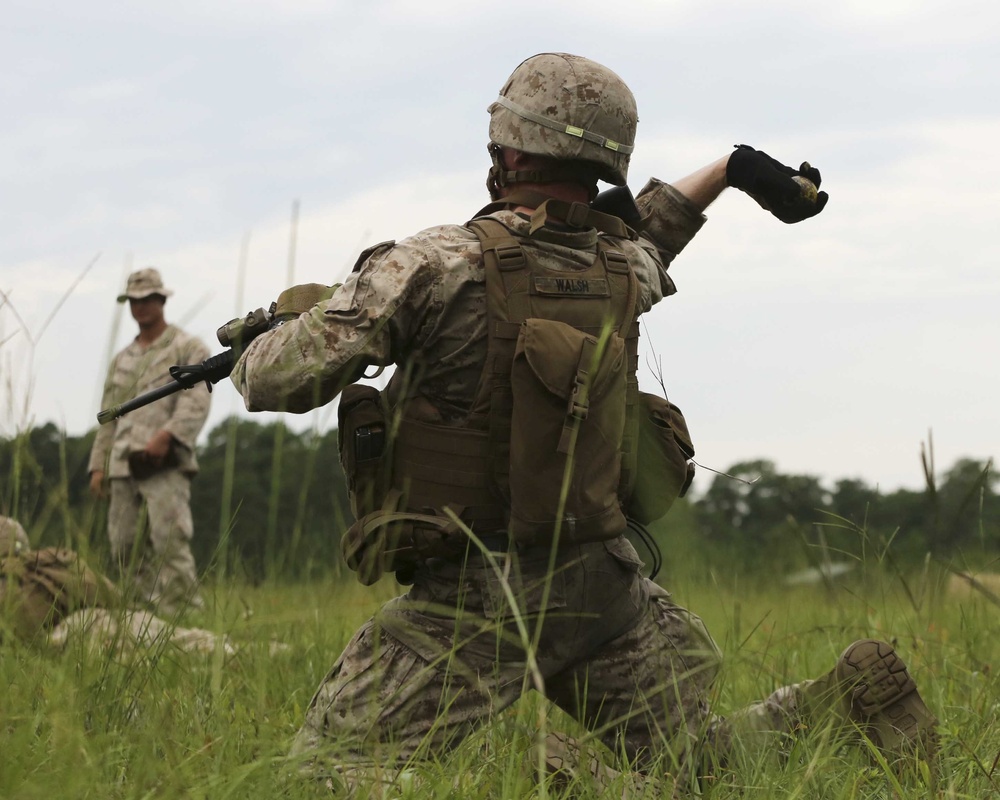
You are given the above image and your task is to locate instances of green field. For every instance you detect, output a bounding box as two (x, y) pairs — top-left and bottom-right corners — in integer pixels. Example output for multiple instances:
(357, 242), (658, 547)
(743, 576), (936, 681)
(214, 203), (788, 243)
(3, 415), (997, 797)
(2, 561), (996, 799)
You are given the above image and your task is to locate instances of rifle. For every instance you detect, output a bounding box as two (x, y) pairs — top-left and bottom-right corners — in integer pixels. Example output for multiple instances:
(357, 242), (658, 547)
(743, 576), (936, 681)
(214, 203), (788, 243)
(98, 282), (342, 425)
(96, 190), (643, 426)
(96, 306), (275, 425)
(590, 185), (645, 231)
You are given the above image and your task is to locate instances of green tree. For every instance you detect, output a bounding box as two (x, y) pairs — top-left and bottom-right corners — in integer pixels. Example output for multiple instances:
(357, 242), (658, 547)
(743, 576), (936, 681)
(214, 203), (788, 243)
(829, 478), (879, 530)
(822, 478), (930, 561)
(190, 417), (351, 581)
(933, 458), (998, 552)
(3, 419), (997, 579)
(694, 460), (831, 570)
(0, 422), (96, 548)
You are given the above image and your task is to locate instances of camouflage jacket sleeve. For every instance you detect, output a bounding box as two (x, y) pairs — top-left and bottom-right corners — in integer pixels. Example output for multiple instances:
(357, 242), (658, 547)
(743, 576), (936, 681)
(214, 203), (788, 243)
(88, 361), (118, 474)
(231, 239), (436, 413)
(634, 178), (708, 269)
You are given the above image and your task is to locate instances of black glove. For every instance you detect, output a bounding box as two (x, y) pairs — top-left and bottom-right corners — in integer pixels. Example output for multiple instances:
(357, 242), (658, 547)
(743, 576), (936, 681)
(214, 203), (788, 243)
(726, 144), (829, 223)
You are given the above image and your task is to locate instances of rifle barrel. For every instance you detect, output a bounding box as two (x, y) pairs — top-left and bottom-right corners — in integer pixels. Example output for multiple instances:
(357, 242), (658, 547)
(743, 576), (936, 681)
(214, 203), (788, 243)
(96, 349), (237, 425)
(97, 380), (188, 425)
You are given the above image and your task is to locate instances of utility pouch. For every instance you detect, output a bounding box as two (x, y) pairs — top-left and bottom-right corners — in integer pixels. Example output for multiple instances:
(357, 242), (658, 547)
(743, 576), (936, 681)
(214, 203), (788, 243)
(127, 445), (179, 481)
(627, 392), (696, 524)
(337, 384), (390, 520)
(341, 490), (468, 586)
(508, 318), (628, 544)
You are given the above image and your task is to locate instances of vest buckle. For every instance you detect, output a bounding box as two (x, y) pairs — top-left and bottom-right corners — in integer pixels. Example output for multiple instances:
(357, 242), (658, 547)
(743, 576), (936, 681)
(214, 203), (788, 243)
(565, 202), (591, 228)
(494, 243), (526, 270)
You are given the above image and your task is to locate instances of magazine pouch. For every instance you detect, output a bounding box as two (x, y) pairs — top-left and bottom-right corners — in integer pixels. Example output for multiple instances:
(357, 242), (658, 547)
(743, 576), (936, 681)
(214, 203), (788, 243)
(508, 317), (628, 544)
(337, 384), (391, 520)
(626, 391), (696, 523)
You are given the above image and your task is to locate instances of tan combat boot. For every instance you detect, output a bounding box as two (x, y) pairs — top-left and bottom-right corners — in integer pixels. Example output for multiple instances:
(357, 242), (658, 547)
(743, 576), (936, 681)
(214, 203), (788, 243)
(835, 639), (938, 760)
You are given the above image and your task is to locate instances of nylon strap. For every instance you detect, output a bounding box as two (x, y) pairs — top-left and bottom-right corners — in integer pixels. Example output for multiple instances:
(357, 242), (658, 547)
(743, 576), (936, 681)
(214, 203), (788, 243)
(473, 192), (635, 240)
(492, 95), (634, 155)
(558, 335), (598, 454)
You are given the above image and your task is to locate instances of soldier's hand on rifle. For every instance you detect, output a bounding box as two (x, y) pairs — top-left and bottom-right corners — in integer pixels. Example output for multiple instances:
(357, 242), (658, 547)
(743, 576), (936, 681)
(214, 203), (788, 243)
(726, 144), (828, 223)
(89, 470), (107, 500)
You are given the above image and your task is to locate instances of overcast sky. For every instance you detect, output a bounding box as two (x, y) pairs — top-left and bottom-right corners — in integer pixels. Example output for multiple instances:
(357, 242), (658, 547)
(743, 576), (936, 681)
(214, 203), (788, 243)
(2, 0), (997, 495)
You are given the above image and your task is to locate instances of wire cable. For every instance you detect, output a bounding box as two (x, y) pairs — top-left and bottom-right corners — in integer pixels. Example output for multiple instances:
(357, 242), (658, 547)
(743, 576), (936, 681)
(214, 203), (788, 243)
(626, 518), (662, 581)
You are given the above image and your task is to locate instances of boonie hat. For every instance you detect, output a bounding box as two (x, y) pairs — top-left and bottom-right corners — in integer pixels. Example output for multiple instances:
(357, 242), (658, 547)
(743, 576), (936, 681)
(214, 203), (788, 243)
(117, 268), (173, 303)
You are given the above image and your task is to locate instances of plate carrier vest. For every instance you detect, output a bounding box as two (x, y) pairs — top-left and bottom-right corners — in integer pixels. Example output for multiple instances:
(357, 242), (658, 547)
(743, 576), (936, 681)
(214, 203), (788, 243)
(339, 199), (644, 577)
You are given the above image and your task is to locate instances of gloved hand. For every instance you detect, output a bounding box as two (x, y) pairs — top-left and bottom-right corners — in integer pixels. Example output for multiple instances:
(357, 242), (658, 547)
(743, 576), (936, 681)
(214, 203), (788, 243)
(726, 144), (829, 223)
(273, 282), (339, 319)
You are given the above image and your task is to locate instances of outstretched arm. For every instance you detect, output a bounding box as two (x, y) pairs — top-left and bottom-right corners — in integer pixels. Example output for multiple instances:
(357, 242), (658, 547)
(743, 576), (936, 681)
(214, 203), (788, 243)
(671, 155), (731, 213)
(633, 146), (828, 290)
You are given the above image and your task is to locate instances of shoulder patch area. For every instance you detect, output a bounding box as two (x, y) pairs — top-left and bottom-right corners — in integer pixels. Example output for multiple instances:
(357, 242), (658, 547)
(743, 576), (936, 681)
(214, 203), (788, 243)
(352, 240), (396, 273)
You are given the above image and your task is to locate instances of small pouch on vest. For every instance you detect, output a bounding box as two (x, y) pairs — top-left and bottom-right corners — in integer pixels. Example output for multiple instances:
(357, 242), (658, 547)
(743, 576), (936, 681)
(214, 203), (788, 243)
(337, 384), (391, 520)
(508, 318), (628, 544)
(627, 391), (696, 524)
(341, 489), (468, 586)
(341, 489), (409, 586)
(127, 445), (179, 481)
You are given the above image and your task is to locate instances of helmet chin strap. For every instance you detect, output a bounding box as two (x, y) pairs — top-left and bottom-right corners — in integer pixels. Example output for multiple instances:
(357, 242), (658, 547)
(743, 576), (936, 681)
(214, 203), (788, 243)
(487, 144), (599, 202)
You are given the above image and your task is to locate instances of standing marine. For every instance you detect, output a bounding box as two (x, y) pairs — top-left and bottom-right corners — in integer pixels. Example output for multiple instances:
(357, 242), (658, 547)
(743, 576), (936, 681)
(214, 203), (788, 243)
(231, 53), (935, 792)
(88, 268), (211, 615)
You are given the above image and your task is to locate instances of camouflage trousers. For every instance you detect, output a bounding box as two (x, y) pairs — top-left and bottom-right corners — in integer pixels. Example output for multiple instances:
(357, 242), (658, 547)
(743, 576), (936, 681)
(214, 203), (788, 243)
(108, 471), (202, 614)
(291, 535), (826, 786)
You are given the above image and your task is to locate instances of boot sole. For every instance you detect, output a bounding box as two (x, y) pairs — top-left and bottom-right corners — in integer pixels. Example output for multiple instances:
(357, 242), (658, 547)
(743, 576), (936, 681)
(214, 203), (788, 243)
(836, 639), (938, 758)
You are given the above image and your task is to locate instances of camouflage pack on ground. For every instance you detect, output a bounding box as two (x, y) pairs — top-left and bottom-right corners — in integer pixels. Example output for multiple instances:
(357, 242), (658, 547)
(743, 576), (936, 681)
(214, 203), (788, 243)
(0, 548), (120, 641)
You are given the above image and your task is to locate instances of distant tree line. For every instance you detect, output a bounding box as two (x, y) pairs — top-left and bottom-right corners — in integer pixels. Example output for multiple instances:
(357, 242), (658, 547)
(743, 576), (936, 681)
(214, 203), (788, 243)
(1, 419), (351, 582)
(2, 420), (996, 580)
(693, 457), (998, 572)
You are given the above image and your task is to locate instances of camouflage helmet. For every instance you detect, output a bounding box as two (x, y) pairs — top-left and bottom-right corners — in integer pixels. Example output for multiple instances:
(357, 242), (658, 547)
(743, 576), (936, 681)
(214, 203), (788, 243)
(488, 53), (637, 187)
(0, 516), (29, 555)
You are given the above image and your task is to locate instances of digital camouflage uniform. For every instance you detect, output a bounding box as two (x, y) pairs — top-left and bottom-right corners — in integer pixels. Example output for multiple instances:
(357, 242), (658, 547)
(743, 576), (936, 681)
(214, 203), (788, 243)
(89, 324), (211, 612)
(231, 183), (839, 783)
(0, 526), (120, 642)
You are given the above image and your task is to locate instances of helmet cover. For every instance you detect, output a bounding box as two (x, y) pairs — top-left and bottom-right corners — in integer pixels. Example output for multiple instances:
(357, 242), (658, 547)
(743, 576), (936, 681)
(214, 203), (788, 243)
(488, 53), (637, 186)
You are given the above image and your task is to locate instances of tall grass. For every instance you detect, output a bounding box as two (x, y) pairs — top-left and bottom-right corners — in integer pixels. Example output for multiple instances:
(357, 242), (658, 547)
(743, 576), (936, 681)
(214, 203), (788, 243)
(3, 385), (998, 798)
(3, 544), (1000, 797)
